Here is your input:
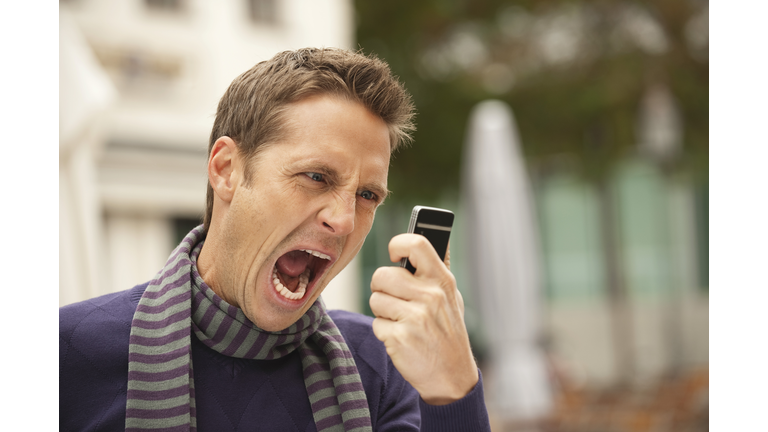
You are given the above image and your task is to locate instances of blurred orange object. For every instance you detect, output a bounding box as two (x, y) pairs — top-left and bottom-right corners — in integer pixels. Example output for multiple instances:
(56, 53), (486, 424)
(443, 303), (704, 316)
(538, 366), (708, 432)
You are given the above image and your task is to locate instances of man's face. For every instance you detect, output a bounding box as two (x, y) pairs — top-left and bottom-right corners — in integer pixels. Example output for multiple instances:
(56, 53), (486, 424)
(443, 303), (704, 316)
(214, 95), (391, 331)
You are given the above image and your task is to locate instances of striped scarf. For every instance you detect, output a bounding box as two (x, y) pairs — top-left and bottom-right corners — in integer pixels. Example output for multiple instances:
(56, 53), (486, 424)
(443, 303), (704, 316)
(125, 226), (372, 431)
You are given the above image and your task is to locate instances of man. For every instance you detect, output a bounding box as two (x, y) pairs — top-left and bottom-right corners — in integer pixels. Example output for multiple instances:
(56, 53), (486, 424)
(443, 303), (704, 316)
(60, 48), (490, 431)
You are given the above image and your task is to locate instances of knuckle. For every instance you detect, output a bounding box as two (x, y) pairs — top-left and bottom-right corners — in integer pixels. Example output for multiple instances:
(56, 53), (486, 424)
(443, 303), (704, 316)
(443, 271), (457, 289)
(371, 267), (384, 281)
(412, 303), (431, 323)
(424, 286), (447, 304)
(368, 292), (380, 310)
(370, 267), (391, 290)
(392, 325), (409, 345)
(371, 324), (383, 342)
(413, 235), (431, 249)
(371, 318), (386, 338)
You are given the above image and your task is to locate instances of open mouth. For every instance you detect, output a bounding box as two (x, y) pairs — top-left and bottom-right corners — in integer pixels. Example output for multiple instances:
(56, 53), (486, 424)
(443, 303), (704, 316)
(271, 249), (332, 300)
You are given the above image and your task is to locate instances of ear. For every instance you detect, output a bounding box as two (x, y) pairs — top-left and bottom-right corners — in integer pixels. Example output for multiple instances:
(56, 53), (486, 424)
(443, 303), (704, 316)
(208, 136), (240, 203)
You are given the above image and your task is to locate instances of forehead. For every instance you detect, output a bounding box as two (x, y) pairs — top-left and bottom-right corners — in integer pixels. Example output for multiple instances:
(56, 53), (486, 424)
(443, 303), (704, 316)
(282, 94), (388, 138)
(256, 95), (391, 179)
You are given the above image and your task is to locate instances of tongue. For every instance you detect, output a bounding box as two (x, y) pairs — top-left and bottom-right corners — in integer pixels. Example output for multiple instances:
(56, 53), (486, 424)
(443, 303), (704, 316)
(276, 250), (311, 277)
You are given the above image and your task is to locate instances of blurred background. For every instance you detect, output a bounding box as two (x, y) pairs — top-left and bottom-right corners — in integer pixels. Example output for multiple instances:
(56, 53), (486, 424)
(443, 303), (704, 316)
(59, 0), (708, 431)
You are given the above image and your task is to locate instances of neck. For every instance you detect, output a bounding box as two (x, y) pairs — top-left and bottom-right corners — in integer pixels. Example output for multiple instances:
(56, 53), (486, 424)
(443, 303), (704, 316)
(196, 233), (230, 307)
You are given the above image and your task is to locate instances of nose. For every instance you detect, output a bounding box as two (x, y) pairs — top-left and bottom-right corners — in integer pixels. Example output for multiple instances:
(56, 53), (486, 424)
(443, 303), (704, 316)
(318, 193), (355, 236)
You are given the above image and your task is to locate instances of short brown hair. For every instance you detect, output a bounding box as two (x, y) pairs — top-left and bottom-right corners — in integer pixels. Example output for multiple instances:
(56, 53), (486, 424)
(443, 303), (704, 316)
(203, 47), (415, 233)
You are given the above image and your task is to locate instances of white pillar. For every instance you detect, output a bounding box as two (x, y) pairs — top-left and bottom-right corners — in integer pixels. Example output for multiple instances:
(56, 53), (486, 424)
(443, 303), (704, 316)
(105, 215), (174, 294)
(59, 10), (116, 306)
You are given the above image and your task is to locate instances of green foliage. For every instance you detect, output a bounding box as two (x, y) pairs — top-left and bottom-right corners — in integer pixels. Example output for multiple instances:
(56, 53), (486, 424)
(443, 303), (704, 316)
(355, 0), (708, 202)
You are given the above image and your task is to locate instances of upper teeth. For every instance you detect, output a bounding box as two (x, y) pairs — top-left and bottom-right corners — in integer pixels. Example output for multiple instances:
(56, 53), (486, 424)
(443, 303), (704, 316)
(300, 249), (331, 260)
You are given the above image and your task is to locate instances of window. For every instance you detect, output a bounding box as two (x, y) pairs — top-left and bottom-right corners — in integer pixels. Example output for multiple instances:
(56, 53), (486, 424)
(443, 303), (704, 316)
(174, 217), (203, 245)
(145, 0), (184, 13)
(248, 0), (278, 25)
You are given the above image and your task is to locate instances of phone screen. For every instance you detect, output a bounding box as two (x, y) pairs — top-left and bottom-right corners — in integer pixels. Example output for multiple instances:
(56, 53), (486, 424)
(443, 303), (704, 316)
(401, 206), (454, 273)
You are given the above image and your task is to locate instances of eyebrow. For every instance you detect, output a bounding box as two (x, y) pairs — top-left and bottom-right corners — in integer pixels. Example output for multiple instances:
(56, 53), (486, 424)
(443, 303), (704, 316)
(369, 185), (390, 202)
(298, 161), (390, 201)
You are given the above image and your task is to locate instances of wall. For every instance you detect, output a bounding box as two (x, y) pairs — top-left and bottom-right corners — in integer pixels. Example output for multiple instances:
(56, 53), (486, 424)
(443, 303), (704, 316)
(60, 0), (359, 309)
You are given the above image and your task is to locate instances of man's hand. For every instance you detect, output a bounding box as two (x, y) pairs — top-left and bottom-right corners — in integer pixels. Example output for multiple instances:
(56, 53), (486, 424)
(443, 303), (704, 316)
(369, 234), (479, 405)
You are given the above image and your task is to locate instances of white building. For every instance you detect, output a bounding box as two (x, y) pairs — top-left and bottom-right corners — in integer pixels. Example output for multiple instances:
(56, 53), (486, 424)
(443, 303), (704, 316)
(59, 0), (361, 312)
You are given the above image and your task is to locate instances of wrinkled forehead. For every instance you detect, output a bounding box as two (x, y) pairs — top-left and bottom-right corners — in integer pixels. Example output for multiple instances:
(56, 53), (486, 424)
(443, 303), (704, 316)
(249, 95), (392, 178)
(278, 93), (395, 152)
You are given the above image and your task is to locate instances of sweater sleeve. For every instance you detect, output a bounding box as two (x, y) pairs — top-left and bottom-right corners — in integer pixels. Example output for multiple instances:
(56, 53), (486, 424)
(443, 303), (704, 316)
(417, 369), (492, 432)
(329, 310), (492, 431)
(375, 362), (492, 432)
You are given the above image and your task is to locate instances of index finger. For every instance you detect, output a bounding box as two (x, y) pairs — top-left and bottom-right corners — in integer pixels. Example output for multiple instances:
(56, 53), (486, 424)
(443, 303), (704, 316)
(389, 233), (448, 278)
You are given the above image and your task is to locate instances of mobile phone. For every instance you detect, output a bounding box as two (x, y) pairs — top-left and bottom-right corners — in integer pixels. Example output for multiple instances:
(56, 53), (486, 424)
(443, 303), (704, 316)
(400, 206), (454, 274)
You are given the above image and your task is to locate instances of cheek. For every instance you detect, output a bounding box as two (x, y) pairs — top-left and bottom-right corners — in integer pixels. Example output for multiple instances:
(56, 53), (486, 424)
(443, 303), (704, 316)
(358, 204), (378, 226)
(353, 212), (375, 240)
(347, 212), (375, 251)
(255, 188), (305, 229)
(231, 202), (267, 247)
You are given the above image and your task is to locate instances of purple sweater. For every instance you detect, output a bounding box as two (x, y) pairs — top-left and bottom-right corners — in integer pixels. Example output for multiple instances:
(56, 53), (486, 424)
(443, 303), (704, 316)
(60, 282), (491, 431)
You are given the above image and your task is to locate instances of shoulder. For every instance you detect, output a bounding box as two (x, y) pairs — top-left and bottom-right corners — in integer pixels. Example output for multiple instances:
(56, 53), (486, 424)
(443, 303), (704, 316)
(59, 283), (149, 431)
(59, 283), (148, 365)
(59, 283), (147, 340)
(59, 283), (149, 377)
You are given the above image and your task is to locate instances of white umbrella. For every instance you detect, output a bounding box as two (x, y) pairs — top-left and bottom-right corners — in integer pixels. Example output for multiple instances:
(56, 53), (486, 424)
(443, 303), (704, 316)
(461, 100), (552, 421)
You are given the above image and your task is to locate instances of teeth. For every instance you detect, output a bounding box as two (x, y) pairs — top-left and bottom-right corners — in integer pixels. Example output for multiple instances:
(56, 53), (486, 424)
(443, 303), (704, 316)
(272, 267), (310, 300)
(300, 249), (331, 260)
(270, 249), (329, 301)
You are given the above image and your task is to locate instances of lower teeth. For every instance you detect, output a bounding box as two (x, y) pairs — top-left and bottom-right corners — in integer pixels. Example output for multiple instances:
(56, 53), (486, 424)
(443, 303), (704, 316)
(273, 267), (310, 300)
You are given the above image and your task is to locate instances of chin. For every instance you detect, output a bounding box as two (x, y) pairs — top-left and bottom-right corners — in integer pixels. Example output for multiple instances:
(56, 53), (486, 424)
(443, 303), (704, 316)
(251, 299), (317, 332)
(249, 275), (327, 332)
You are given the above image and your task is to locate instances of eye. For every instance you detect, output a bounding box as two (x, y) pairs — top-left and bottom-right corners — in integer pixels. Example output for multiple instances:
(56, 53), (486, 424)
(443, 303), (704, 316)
(304, 172), (324, 182)
(360, 190), (376, 201)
